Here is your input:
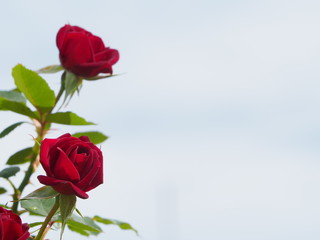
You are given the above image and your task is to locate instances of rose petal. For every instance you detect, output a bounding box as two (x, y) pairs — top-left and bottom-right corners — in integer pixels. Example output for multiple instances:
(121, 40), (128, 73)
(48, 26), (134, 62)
(60, 33), (93, 69)
(94, 48), (119, 65)
(89, 35), (106, 54)
(84, 150), (103, 191)
(58, 133), (72, 139)
(0, 220), (3, 240)
(40, 138), (59, 176)
(7, 211), (22, 224)
(76, 146), (94, 177)
(79, 136), (90, 142)
(2, 219), (25, 240)
(53, 148), (80, 182)
(18, 224), (30, 240)
(56, 25), (71, 51)
(74, 153), (88, 177)
(77, 150), (103, 191)
(57, 25), (92, 50)
(37, 175), (88, 199)
(56, 138), (80, 152)
(71, 61), (113, 77)
(77, 166), (100, 191)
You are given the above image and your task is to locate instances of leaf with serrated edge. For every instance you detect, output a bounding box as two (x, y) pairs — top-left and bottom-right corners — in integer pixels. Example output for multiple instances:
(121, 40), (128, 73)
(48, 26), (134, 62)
(0, 90), (26, 103)
(12, 64), (55, 113)
(60, 194), (76, 240)
(6, 147), (33, 165)
(68, 215), (102, 233)
(0, 97), (37, 118)
(37, 65), (64, 74)
(28, 222), (43, 228)
(22, 186), (58, 200)
(72, 131), (108, 144)
(55, 212), (102, 237)
(0, 167), (20, 179)
(67, 220), (100, 235)
(21, 198), (58, 217)
(47, 112), (95, 125)
(0, 122), (25, 138)
(68, 225), (90, 236)
(93, 216), (138, 234)
(0, 187), (7, 194)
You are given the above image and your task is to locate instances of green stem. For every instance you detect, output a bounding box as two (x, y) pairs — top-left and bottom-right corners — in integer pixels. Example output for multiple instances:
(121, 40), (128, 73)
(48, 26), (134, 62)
(35, 196), (60, 240)
(52, 72), (66, 112)
(11, 125), (45, 214)
(7, 178), (17, 193)
(6, 179), (19, 204)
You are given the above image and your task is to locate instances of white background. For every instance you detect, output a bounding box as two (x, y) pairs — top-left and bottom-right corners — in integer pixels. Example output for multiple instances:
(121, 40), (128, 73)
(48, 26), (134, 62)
(1, 0), (320, 239)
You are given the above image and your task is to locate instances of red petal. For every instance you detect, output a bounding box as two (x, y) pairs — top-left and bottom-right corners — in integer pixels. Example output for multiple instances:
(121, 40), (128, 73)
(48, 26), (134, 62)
(74, 153), (88, 177)
(40, 138), (59, 176)
(18, 224), (30, 240)
(2, 219), (25, 240)
(56, 25), (92, 50)
(78, 150), (103, 191)
(38, 175), (88, 199)
(58, 133), (72, 139)
(89, 35), (105, 53)
(60, 32), (93, 67)
(79, 136), (90, 142)
(53, 148), (80, 182)
(56, 25), (71, 50)
(71, 61), (113, 78)
(94, 48), (119, 65)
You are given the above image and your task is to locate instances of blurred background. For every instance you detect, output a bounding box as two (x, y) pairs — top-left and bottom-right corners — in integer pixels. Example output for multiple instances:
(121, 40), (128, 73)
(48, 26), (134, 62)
(1, 0), (320, 239)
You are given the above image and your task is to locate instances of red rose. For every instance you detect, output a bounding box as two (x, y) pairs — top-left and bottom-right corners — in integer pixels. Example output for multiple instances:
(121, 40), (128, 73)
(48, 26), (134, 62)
(0, 207), (30, 240)
(56, 24), (119, 78)
(37, 133), (103, 199)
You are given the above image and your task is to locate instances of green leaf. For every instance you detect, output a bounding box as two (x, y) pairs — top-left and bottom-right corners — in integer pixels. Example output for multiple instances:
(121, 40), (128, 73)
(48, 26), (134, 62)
(60, 194), (77, 240)
(0, 89), (26, 103)
(6, 147), (33, 165)
(0, 187), (7, 194)
(93, 216), (138, 234)
(63, 214), (101, 237)
(28, 222), (43, 228)
(0, 204), (10, 209)
(12, 64), (56, 113)
(0, 122), (25, 138)
(21, 198), (58, 217)
(63, 71), (82, 104)
(0, 97), (37, 118)
(47, 112), (95, 125)
(82, 217), (102, 233)
(84, 73), (119, 81)
(37, 65), (64, 74)
(22, 186), (58, 200)
(68, 225), (90, 236)
(67, 216), (102, 236)
(75, 208), (83, 218)
(72, 131), (108, 144)
(0, 167), (20, 179)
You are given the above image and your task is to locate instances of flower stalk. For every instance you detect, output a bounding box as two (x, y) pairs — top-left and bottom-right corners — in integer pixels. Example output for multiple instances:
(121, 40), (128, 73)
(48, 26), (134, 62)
(34, 196), (60, 240)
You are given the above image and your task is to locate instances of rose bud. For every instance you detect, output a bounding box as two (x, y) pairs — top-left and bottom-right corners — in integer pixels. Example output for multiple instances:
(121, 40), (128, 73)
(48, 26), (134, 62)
(37, 133), (103, 199)
(0, 207), (30, 240)
(56, 24), (119, 78)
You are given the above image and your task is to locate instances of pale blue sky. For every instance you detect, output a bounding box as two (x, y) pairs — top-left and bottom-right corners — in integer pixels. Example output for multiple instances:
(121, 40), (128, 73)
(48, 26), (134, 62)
(1, 0), (320, 239)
